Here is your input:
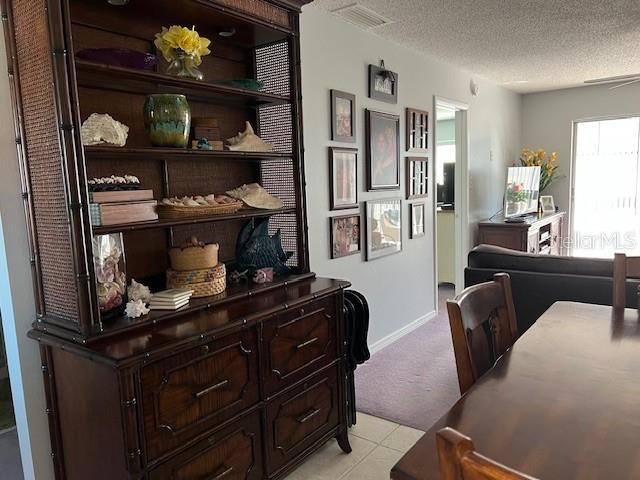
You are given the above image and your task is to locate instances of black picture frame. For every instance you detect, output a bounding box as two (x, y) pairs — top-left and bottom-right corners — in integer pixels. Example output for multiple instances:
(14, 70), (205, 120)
(330, 214), (361, 259)
(365, 109), (400, 191)
(406, 157), (428, 199)
(330, 89), (356, 142)
(329, 147), (359, 210)
(406, 107), (429, 152)
(365, 198), (402, 260)
(368, 64), (398, 104)
(410, 202), (426, 239)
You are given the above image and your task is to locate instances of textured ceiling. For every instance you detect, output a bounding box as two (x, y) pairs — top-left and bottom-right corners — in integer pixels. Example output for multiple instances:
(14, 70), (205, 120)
(312, 0), (640, 93)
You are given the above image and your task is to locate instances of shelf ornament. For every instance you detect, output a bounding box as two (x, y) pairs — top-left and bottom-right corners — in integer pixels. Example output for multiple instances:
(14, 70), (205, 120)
(154, 25), (211, 80)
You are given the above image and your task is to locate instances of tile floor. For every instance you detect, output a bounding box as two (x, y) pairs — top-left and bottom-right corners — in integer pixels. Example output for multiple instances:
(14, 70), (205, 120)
(285, 413), (424, 480)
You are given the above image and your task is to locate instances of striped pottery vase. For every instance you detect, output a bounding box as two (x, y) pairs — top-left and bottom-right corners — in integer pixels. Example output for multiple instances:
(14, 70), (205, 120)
(143, 94), (191, 148)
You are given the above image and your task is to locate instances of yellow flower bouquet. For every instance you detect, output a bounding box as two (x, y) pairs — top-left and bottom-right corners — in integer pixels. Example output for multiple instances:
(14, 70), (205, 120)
(154, 25), (211, 80)
(520, 148), (560, 192)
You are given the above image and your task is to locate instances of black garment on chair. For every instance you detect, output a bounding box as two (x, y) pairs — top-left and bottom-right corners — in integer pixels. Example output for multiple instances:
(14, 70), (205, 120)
(343, 290), (370, 427)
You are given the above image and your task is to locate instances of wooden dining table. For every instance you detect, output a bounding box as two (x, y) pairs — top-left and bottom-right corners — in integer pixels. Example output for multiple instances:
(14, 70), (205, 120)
(391, 301), (640, 480)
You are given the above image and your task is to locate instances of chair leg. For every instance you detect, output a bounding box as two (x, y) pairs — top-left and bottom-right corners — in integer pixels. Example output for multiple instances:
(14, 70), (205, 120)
(337, 428), (352, 453)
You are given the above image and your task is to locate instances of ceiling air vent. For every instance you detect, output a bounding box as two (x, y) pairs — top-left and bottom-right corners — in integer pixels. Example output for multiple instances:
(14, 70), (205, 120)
(331, 3), (393, 29)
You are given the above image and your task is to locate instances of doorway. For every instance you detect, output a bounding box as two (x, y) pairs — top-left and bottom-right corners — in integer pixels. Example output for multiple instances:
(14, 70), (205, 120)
(433, 97), (469, 305)
(572, 115), (640, 258)
(0, 314), (22, 479)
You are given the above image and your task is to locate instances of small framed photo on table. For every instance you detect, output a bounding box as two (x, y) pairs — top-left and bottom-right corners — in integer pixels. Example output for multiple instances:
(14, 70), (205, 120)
(540, 195), (555, 213)
(410, 202), (426, 238)
(329, 147), (358, 210)
(330, 214), (361, 259)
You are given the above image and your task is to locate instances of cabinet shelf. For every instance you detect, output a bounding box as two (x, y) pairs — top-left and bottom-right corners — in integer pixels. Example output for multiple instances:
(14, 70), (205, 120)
(92, 207), (295, 235)
(75, 60), (291, 107)
(83, 145), (292, 162)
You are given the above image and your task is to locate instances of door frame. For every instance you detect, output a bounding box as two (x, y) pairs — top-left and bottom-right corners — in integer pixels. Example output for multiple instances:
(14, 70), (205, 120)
(569, 113), (640, 256)
(432, 96), (470, 310)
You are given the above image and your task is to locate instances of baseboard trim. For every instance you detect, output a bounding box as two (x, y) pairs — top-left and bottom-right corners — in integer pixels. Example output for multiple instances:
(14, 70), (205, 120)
(369, 311), (437, 355)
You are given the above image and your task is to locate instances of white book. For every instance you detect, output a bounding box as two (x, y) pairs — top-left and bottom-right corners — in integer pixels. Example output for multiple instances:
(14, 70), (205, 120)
(151, 289), (193, 301)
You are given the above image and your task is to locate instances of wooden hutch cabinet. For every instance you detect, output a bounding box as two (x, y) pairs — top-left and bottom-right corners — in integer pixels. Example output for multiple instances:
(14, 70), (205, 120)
(2, 0), (353, 479)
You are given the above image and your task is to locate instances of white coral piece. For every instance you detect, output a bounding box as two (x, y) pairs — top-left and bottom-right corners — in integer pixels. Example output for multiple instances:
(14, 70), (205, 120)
(125, 299), (150, 319)
(128, 279), (152, 303)
(81, 113), (129, 147)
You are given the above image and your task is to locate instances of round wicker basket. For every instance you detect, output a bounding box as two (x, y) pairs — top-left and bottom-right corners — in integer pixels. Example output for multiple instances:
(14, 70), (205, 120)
(157, 201), (243, 219)
(167, 263), (226, 298)
(169, 237), (219, 271)
(166, 263), (225, 285)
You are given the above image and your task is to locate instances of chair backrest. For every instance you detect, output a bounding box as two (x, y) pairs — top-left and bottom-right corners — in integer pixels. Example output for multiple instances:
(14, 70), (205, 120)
(446, 273), (518, 394)
(437, 427), (539, 480)
(613, 253), (640, 309)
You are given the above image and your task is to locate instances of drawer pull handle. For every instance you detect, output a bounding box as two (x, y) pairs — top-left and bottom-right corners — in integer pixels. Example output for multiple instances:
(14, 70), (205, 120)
(296, 408), (321, 424)
(207, 465), (233, 480)
(296, 337), (319, 350)
(195, 380), (229, 399)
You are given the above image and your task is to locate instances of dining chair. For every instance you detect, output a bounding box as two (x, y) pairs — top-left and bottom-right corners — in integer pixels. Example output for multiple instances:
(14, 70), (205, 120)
(446, 272), (518, 395)
(436, 427), (539, 480)
(613, 253), (640, 309)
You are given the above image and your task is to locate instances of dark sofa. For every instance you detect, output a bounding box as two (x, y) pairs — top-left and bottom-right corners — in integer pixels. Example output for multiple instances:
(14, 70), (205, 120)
(465, 244), (639, 333)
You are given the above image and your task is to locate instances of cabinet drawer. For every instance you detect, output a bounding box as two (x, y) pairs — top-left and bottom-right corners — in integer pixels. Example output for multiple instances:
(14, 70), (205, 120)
(262, 295), (339, 395)
(141, 329), (260, 460)
(265, 365), (340, 473)
(149, 411), (263, 480)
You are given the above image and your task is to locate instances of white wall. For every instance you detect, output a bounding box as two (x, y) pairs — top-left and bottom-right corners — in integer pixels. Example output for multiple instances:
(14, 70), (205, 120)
(0, 27), (54, 480)
(300, 5), (522, 346)
(522, 83), (640, 215)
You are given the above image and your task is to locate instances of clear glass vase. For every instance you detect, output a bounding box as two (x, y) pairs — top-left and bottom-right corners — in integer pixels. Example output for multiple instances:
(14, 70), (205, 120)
(166, 51), (203, 81)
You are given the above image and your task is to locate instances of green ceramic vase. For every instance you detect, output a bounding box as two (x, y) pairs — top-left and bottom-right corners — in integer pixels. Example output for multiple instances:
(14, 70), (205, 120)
(143, 94), (191, 148)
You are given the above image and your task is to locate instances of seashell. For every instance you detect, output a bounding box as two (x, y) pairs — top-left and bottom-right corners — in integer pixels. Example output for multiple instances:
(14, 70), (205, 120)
(125, 299), (150, 319)
(127, 279), (152, 303)
(226, 121), (273, 153)
(161, 198), (173, 205)
(204, 194), (218, 204)
(184, 199), (200, 207)
(81, 113), (129, 147)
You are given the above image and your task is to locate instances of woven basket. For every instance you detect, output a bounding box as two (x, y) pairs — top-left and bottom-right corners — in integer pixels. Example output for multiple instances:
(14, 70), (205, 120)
(167, 263), (226, 298)
(157, 201), (243, 219)
(167, 263), (225, 285)
(169, 237), (219, 271)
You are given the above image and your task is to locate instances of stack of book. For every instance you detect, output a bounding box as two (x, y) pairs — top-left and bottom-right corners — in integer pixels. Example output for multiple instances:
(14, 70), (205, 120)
(89, 189), (158, 227)
(149, 288), (194, 311)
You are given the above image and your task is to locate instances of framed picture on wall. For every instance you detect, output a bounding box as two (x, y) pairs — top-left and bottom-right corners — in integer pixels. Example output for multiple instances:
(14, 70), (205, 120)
(410, 202), (426, 238)
(406, 157), (428, 199)
(368, 63), (398, 104)
(406, 108), (428, 152)
(329, 147), (358, 210)
(366, 198), (402, 260)
(330, 90), (356, 142)
(330, 214), (361, 259)
(365, 109), (400, 191)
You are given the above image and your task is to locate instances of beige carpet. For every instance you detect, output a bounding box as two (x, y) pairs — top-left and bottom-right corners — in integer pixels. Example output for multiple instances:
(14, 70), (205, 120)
(354, 285), (462, 432)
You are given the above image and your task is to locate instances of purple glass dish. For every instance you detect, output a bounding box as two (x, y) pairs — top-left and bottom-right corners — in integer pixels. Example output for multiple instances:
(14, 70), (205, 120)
(76, 48), (157, 71)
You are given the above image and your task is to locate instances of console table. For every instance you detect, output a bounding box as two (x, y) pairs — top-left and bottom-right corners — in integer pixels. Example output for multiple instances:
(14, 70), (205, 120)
(477, 211), (566, 255)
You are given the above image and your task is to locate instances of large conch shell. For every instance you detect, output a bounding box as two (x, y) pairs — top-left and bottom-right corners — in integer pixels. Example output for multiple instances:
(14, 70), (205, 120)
(81, 113), (129, 146)
(226, 121), (273, 152)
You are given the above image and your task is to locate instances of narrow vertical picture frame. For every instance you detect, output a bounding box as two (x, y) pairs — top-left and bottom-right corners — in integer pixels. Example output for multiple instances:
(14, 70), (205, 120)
(329, 147), (358, 210)
(410, 202), (426, 238)
(330, 90), (356, 143)
(406, 157), (428, 199)
(406, 108), (429, 152)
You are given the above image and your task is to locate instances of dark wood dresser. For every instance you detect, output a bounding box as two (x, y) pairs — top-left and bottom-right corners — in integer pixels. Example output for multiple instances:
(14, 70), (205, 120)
(1, 0), (354, 478)
(477, 211), (566, 255)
